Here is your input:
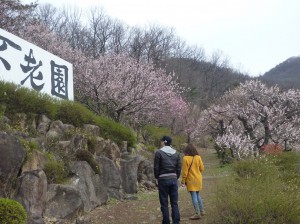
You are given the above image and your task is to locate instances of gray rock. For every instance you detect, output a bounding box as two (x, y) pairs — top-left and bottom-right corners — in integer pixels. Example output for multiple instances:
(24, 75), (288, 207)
(45, 184), (83, 220)
(0, 116), (11, 129)
(96, 156), (123, 199)
(15, 170), (47, 224)
(99, 140), (121, 161)
(70, 161), (100, 212)
(36, 115), (51, 135)
(83, 124), (100, 136)
(120, 156), (142, 194)
(0, 131), (26, 197)
(70, 134), (88, 152)
(94, 136), (106, 156)
(22, 149), (47, 173)
(137, 159), (155, 182)
(46, 120), (75, 142)
(93, 174), (109, 205)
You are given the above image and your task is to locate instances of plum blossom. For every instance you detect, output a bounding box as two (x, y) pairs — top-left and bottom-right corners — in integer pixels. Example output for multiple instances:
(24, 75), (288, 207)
(194, 80), (300, 159)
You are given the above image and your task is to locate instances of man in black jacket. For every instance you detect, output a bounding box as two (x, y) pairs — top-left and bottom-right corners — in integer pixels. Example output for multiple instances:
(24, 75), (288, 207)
(154, 136), (181, 224)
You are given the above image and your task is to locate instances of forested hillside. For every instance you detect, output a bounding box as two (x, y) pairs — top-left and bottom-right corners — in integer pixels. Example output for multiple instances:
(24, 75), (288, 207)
(165, 57), (250, 107)
(260, 56), (300, 89)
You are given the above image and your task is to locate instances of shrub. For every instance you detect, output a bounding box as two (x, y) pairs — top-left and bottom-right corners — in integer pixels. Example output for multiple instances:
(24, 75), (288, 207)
(145, 144), (156, 153)
(232, 157), (276, 180)
(142, 125), (186, 150)
(261, 144), (283, 155)
(0, 81), (137, 147)
(271, 151), (300, 172)
(44, 159), (67, 184)
(94, 116), (136, 147)
(172, 134), (186, 150)
(142, 125), (170, 145)
(55, 100), (95, 127)
(212, 154), (300, 224)
(269, 151), (300, 190)
(214, 177), (300, 224)
(0, 104), (6, 117)
(55, 100), (136, 147)
(19, 138), (41, 164)
(75, 150), (100, 174)
(0, 198), (27, 224)
(1, 81), (57, 119)
(87, 135), (97, 154)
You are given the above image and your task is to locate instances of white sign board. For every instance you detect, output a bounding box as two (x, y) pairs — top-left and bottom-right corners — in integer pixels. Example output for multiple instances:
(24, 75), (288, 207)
(0, 28), (73, 100)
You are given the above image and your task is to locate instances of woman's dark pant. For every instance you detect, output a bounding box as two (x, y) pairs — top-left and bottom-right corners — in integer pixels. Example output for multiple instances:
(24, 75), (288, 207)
(158, 178), (180, 224)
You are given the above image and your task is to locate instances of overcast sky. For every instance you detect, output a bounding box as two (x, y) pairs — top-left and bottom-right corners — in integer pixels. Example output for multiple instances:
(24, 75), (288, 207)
(21, 0), (300, 77)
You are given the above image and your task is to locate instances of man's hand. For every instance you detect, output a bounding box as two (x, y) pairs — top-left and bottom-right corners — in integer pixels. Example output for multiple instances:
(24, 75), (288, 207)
(155, 179), (158, 187)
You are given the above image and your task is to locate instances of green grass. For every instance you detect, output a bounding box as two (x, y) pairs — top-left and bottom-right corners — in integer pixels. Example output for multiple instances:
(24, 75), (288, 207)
(210, 152), (300, 224)
(200, 149), (232, 177)
(0, 81), (136, 147)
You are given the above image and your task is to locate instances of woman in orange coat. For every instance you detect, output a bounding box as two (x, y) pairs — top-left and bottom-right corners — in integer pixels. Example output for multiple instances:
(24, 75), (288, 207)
(181, 143), (205, 220)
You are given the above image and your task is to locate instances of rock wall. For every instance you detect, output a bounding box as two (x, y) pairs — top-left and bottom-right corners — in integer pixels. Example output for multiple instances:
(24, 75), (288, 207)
(0, 114), (156, 224)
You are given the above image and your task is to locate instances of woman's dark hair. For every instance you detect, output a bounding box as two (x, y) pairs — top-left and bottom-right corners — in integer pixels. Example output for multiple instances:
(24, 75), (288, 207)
(184, 143), (199, 156)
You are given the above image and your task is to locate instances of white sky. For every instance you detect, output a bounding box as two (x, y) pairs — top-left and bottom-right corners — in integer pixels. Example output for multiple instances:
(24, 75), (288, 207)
(21, 0), (300, 77)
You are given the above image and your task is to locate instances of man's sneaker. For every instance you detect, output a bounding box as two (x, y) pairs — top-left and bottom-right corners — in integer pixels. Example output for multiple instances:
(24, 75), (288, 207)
(200, 210), (206, 216)
(189, 214), (201, 220)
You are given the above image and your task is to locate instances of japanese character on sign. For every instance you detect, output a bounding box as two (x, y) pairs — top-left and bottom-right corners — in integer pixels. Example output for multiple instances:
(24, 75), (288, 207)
(0, 35), (22, 70)
(20, 49), (45, 91)
(0, 28), (73, 100)
(51, 60), (69, 99)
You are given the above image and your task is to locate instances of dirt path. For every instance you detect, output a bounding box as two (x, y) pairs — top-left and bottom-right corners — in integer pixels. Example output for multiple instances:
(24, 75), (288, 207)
(83, 149), (228, 224)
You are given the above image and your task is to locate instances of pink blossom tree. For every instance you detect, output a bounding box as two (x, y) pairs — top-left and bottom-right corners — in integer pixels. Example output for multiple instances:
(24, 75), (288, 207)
(75, 53), (188, 123)
(3, 1), (190, 131)
(18, 24), (189, 126)
(193, 80), (300, 159)
(0, 0), (36, 33)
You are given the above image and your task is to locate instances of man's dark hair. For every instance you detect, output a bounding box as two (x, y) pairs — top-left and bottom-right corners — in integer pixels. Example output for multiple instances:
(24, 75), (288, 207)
(161, 136), (172, 146)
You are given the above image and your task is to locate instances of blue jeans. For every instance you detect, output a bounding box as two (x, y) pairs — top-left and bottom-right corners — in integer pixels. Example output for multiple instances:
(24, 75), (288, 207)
(190, 191), (204, 214)
(158, 178), (180, 224)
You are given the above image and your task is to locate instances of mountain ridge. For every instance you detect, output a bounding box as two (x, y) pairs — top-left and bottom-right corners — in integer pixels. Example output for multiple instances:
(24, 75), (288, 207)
(260, 56), (300, 89)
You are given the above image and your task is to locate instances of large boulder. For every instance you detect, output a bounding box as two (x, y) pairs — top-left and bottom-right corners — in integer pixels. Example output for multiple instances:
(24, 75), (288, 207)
(137, 158), (155, 182)
(14, 113), (28, 130)
(93, 174), (109, 205)
(36, 115), (51, 136)
(0, 131), (26, 197)
(94, 136), (106, 155)
(120, 156), (142, 194)
(96, 156), (123, 199)
(70, 134), (88, 152)
(83, 124), (100, 136)
(137, 158), (156, 191)
(15, 170), (47, 224)
(44, 184), (83, 220)
(70, 161), (101, 212)
(22, 149), (47, 173)
(0, 116), (11, 130)
(95, 139), (120, 162)
(46, 120), (75, 142)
